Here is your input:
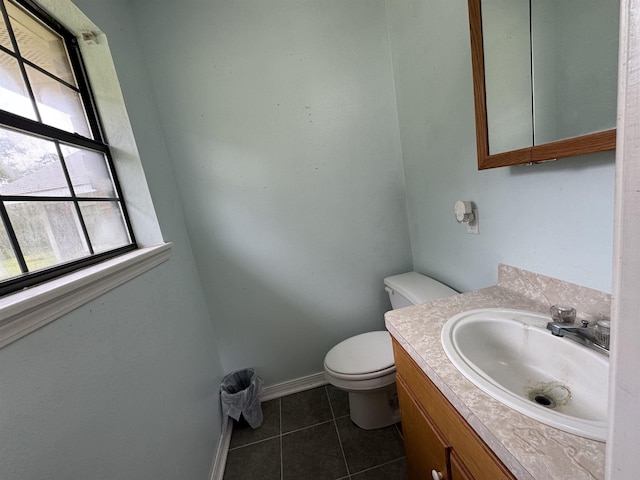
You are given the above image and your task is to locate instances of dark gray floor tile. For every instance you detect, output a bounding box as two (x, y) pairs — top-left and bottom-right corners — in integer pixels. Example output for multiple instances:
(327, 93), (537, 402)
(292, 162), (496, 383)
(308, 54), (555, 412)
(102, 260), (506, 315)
(223, 437), (281, 480)
(326, 384), (350, 418)
(230, 399), (280, 448)
(335, 417), (405, 474)
(351, 458), (408, 480)
(282, 422), (348, 480)
(281, 386), (333, 432)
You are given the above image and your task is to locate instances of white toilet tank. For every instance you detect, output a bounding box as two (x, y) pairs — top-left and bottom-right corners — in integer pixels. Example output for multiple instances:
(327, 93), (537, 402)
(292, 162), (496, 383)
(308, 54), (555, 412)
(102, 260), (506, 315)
(384, 272), (457, 309)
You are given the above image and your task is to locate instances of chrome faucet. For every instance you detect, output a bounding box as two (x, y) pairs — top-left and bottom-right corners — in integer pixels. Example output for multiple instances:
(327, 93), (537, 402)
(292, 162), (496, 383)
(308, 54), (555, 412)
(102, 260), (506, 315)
(546, 305), (610, 356)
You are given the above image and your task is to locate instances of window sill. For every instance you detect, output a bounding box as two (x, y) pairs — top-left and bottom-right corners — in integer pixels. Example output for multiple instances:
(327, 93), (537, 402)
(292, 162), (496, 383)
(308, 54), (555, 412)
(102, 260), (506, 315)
(0, 242), (172, 349)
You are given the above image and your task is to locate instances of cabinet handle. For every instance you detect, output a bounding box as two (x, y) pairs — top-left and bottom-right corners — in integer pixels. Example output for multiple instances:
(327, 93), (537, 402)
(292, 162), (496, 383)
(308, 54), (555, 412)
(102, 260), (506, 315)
(431, 470), (444, 480)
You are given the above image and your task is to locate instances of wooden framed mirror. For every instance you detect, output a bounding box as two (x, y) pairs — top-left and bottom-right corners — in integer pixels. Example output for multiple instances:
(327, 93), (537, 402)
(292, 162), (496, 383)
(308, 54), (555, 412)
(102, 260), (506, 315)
(468, 0), (617, 170)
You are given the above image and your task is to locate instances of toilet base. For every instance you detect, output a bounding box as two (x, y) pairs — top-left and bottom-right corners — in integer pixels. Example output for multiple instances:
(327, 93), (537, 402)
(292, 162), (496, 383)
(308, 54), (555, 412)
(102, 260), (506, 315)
(348, 383), (400, 430)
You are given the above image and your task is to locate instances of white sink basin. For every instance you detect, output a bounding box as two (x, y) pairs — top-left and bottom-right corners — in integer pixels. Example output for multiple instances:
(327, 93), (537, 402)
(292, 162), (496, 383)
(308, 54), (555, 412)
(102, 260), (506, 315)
(441, 308), (608, 441)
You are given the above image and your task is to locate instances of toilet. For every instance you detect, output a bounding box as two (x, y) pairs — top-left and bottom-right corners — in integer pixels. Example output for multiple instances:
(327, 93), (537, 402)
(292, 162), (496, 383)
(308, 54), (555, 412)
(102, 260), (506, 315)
(323, 272), (457, 429)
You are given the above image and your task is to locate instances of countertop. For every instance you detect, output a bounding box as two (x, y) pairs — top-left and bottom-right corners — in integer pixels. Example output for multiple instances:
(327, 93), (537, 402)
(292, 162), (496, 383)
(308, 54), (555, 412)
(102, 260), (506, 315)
(384, 266), (609, 480)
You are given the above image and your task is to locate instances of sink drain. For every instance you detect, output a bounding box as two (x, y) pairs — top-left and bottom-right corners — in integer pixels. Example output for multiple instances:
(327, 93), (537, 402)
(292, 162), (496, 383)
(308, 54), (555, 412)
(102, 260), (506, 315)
(526, 381), (572, 410)
(531, 392), (557, 409)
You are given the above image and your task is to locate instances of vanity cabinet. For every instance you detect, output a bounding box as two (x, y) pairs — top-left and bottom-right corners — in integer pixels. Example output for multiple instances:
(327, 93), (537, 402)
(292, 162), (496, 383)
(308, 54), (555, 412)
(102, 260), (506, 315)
(393, 339), (516, 480)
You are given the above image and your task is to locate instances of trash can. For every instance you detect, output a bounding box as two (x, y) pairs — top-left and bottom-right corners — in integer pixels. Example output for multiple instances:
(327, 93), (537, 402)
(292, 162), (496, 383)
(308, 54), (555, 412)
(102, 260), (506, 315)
(220, 368), (264, 429)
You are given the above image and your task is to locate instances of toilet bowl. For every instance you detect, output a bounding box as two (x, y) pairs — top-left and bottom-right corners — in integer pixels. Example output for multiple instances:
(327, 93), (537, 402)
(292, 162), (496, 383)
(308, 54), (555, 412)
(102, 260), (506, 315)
(323, 272), (457, 430)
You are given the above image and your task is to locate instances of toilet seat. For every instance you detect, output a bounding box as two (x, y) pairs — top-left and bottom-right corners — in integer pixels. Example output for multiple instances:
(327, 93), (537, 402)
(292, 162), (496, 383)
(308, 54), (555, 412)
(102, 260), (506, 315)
(324, 331), (395, 381)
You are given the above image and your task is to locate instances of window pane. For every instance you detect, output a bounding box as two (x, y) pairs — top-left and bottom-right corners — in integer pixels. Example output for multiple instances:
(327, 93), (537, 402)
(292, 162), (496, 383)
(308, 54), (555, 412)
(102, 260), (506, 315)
(26, 65), (90, 137)
(5, 200), (89, 270)
(0, 127), (70, 196)
(0, 49), (37, 119)
(60, 145), (117, 198)
(0, 9), (12, 51)
(80, 201), (130, 253)
(6, 0), (75, 85)
(0, 221), (20, 279)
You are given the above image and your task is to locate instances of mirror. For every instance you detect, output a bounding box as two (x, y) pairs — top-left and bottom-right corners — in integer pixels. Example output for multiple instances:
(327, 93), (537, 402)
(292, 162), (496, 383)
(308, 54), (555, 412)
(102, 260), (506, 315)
(468, 0), (618, 169)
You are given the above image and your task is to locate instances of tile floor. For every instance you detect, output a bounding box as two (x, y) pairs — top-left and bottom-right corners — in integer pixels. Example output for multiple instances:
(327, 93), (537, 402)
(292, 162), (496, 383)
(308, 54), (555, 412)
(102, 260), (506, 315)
(223, 385), (407, 480)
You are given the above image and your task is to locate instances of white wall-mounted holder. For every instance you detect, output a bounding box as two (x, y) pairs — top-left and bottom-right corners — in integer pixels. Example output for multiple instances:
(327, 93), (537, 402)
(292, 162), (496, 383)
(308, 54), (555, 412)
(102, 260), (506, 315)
(454, 200), (479, 234)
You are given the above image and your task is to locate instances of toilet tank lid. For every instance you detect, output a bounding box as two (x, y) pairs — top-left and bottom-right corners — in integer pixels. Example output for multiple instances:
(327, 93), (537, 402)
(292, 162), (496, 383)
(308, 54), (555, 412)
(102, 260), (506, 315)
(384, 272), (457, 305)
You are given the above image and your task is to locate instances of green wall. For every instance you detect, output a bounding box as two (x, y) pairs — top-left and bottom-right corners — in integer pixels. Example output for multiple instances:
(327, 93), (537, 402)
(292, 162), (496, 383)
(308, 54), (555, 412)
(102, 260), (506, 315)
(128, 0), (414, 385)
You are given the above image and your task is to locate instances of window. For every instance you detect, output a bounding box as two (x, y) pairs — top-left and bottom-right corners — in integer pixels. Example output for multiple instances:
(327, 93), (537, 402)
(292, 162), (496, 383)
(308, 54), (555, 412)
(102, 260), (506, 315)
(0, 0), (136, 296)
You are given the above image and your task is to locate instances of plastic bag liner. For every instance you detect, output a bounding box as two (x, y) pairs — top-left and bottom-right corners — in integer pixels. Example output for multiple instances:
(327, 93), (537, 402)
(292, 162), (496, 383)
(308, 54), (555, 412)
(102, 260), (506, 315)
(220, 368), (264, 429)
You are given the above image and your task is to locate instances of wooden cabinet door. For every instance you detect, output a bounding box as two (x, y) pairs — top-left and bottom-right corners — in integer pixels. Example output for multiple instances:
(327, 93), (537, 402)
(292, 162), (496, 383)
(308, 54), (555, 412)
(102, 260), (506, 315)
(450, 451), (475, 480)
(397, 375), (450, 480)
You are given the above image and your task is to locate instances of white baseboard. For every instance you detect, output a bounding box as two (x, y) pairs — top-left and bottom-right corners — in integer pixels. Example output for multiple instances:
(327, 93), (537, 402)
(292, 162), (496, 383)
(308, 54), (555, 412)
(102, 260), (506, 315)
(209, 416), (233, 480)
(209, 372), (327, 480)
(261, 372), (327, 401)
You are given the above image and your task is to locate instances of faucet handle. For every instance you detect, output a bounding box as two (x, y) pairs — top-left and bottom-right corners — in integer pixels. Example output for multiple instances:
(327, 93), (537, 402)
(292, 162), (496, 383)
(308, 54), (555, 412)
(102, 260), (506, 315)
(550, 304), (577, 324)
(594, 320), (611, 350)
